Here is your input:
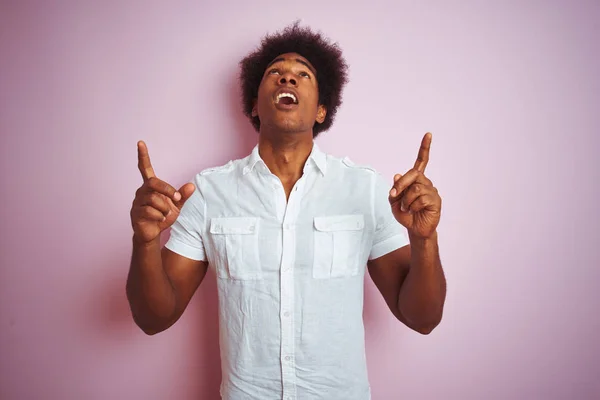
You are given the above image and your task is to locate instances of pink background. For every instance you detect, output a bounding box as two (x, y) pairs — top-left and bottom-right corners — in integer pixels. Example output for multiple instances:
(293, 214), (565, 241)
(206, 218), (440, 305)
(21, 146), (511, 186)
(1, 1), (599, 399)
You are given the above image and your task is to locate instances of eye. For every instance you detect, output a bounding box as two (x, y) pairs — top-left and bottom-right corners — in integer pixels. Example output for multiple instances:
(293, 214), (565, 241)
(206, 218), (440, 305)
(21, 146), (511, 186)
(268, 69), (280, 75)
(299, 71), (310, 78)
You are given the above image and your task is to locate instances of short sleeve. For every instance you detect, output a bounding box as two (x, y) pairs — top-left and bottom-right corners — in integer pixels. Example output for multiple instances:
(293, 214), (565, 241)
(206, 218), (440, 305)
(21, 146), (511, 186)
(164, 181), (207, 262)
(369, 172), (409, 260)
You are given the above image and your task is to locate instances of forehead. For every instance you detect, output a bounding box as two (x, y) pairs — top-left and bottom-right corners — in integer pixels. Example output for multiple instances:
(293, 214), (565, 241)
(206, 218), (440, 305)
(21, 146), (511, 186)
(267, 52), (316, 73)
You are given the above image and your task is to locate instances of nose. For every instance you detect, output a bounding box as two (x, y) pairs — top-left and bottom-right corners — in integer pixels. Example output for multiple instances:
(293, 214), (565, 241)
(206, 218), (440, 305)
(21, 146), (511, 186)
(278, 72), (297, 86)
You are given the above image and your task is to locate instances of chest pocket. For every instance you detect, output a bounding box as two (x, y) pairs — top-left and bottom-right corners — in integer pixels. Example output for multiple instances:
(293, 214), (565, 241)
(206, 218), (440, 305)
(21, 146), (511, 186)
(313, 214), (365, 279)
(209, 217), (261, 280)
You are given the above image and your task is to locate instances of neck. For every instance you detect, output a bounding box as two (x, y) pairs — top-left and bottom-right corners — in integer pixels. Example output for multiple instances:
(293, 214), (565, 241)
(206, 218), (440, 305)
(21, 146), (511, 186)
(257, 129), (314, 183)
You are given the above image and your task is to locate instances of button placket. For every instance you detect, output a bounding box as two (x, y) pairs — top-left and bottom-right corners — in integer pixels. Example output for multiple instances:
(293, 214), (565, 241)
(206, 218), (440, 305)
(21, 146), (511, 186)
(278, 176), (304, 400)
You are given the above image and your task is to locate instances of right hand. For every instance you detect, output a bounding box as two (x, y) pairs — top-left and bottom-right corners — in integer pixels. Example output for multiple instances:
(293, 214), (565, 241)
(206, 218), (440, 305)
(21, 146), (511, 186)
(130, 141), (195, 244)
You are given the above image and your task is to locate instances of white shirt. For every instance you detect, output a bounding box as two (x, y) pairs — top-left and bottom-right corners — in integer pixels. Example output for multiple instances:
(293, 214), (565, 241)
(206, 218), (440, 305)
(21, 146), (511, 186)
(165, 143), (408, 400)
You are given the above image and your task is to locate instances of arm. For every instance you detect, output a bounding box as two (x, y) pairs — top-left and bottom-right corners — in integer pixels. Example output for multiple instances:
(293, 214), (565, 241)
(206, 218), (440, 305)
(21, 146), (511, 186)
(127, 140), (208, 335)
(126, 238), (208, 335)
(368, 232), (446, 334)
(369, 132), (446, 334)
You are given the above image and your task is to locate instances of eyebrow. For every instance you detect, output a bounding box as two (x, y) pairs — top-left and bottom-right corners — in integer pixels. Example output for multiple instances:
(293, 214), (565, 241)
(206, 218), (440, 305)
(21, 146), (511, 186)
(266, 57), (317, 76)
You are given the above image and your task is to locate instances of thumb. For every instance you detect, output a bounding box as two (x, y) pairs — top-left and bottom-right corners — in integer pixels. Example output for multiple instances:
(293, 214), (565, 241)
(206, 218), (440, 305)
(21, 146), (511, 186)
(176, 182), (196, 207)
(389, 173), (403, 202)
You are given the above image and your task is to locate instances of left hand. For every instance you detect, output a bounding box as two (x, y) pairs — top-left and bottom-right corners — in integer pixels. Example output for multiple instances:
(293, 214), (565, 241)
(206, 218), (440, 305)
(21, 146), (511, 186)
(389, 132), (442, 239)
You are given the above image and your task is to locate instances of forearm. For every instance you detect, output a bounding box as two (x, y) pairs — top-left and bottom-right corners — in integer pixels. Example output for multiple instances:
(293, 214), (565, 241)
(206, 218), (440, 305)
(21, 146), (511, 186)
(397, 231), (446, 333)
(126, 236), (177, 332)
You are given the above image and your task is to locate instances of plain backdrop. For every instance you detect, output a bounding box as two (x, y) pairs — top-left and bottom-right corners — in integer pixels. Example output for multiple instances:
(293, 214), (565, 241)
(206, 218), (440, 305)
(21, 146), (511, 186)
(1, 1), (599, 399)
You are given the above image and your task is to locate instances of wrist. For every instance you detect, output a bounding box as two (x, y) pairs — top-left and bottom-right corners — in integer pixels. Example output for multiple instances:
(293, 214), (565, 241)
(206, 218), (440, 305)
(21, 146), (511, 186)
(132, 234), (161, 250)
(408, 230), (438, 246)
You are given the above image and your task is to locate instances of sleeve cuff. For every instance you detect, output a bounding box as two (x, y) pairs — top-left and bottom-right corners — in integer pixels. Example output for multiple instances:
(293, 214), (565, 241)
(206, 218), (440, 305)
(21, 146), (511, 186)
(164, 238), (207, 262)
(369, 234), (409, 260)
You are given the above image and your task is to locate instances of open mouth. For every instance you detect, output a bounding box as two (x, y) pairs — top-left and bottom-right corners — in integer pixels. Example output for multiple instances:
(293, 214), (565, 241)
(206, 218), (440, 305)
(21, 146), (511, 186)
(275, 92), (298, 106)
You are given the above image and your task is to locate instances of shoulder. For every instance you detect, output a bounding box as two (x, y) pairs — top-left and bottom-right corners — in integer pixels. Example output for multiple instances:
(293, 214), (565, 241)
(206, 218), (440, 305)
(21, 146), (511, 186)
(189, 156), (249, 189)
(194, 155), (249, 178)
(198, 160), (236, 176)
(340, 156), (378, 173)
(324, 153), (392, 195)
(326, 153), (380, 178)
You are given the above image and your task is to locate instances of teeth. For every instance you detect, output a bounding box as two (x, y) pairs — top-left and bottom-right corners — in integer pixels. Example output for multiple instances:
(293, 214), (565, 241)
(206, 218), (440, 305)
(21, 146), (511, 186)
(276, 92), (297, 104)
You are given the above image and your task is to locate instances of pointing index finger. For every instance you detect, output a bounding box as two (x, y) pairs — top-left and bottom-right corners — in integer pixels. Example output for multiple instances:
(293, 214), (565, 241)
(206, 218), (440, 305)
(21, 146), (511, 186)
(413, 132), (432, 173)
(137, 140), (156, 181)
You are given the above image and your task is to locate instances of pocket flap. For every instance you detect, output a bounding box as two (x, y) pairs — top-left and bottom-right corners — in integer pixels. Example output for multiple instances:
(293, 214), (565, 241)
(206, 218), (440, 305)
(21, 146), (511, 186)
(314, 215), (365, 232)
(210, 217), (258, 234)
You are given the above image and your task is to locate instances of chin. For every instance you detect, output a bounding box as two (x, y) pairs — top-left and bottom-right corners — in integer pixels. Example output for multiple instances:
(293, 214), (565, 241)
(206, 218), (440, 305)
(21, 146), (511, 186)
(270, 118), (307, 134)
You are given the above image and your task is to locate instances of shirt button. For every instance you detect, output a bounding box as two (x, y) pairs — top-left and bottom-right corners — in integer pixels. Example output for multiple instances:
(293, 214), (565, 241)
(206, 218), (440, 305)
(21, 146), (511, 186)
(285, 356), (291, 361)
(284, 311), (290, 317)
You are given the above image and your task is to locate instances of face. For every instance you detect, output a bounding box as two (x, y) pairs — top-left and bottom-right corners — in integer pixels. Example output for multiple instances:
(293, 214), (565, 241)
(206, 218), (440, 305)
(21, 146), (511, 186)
(253, 53), (327, 135)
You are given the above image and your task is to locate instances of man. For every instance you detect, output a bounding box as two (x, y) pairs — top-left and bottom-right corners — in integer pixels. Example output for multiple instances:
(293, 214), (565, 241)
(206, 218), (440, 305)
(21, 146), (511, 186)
(127, 23), (446, 400)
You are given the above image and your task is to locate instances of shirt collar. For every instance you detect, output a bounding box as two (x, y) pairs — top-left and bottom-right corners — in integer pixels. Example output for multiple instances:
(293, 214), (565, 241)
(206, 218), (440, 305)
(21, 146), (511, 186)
(243, 142), (327, 176)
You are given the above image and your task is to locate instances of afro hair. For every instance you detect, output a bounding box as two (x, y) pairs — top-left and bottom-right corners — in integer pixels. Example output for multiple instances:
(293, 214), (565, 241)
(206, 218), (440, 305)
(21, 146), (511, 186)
(239, 22), (349, 137)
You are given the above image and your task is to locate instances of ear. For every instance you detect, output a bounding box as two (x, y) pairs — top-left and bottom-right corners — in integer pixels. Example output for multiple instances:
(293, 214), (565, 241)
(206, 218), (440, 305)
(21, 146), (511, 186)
(316, 105), (327, 124)
(251, 99), (258, 117)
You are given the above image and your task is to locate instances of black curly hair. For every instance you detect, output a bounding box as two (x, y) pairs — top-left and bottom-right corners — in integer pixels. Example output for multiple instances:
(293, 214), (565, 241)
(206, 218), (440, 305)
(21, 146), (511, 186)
(239, 22), (349, 137)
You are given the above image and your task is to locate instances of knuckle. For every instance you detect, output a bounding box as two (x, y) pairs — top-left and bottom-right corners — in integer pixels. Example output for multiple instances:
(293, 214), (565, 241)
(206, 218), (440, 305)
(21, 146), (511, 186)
(150, 193), (165, 208)
(148, 177), (158, 187)
(147, 192), (158, 206)
(131, 209), (142, 222)
(143, 205), (157, 217)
